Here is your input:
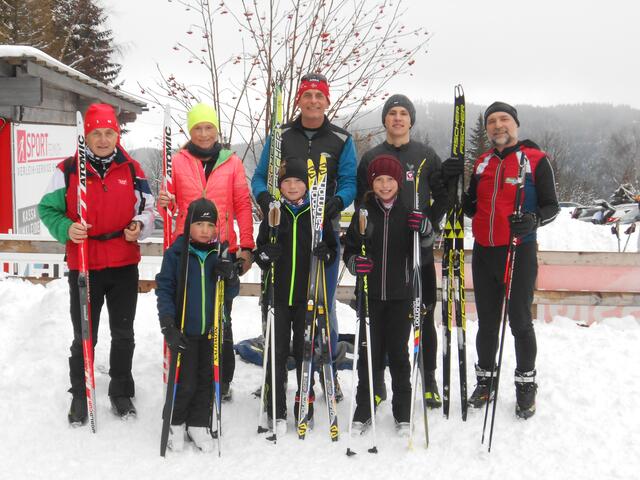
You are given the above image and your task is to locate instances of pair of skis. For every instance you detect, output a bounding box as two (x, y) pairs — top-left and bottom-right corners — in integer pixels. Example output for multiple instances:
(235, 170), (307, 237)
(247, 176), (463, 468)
(75, 111), (97, 434)
(257, 72), (282, 440)
(407, 159), (429, 449)
(297, 155), (339, 441)
(441, 85), (468, 421)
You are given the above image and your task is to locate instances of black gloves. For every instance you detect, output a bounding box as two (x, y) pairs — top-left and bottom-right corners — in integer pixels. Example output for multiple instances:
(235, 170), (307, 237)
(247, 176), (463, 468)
(324, 196), (344, 220)
(347, 254), (374, 276)
(509, 212), (539, 238)
(256, 242), (283, 264)
(312, 241), (332, 262)
(442, 157), (465, 181)
(257, 191), (274, 217)
(160, 317), (187, 352)
(215, 257), (237, 280)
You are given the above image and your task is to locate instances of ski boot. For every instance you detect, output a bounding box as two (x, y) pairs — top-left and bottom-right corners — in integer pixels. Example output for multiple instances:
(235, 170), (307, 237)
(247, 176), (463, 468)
(110, 396), (137, 419)
(68, 395), (87, 426)
(187, 426), (214, 452)
(515, 369), (537, 419)
(423, 370), (443, 408)
(351, 404), (373, 434)
(168, 424), (185, 452)
(468, 364), (496, 409)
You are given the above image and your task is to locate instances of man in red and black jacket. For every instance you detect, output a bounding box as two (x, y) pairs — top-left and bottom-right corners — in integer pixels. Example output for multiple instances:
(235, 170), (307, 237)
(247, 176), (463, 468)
(39, 104), (155, 425)
(442, 101), (559, 419)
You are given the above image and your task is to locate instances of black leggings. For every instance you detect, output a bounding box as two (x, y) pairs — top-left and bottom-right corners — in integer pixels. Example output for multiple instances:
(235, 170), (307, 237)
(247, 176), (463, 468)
(472, 242), (538, 372)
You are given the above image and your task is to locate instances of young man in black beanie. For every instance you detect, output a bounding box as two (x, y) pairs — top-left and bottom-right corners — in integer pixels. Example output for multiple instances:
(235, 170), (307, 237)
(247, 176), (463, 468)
(441, 101), (559, 419)
(357, 94), (448, 408)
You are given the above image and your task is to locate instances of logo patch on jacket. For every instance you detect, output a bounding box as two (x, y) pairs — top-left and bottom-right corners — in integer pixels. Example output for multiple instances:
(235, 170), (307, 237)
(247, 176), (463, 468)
(118, 179), (128, 185)
(504, 177), (520, 185)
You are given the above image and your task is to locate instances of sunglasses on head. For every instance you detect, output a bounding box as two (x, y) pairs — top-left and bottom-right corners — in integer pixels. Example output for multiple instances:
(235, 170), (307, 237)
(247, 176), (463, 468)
(300, 73), (328, 83)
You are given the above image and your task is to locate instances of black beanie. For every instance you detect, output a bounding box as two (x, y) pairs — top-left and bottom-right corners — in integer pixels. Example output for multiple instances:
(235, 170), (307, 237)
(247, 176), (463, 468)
(382, 94), (416, 127)
(484, 101), (520, 127)
(186, 197), (218, 226)
(278, 157), (308, 187)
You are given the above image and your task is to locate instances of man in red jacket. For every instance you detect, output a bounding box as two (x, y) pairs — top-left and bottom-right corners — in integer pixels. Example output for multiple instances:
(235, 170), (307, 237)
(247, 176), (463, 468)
(442, 102), (559, 419)
(39, 104), (155, 425)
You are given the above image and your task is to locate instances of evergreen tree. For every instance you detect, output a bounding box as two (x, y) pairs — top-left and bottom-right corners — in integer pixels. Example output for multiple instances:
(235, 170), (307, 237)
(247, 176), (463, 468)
(0, 0), (121, 86)
(467, 112), (490, 161)
(49, 0), (121, 85)
(0, 0), (51, 46)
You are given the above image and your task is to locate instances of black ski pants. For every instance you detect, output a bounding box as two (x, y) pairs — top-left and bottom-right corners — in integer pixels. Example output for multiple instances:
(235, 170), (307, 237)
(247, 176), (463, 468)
(68, 264), (138, 398)
(356, 298), (412, 422)
(420, 262), (438, 372)
(169, 335), (213, 427)
(472, 241), (538, 373)
(266, 303), (311, 419)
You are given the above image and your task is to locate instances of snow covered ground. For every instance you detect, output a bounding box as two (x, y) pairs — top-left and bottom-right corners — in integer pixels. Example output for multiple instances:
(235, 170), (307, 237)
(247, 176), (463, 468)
(1, 274), (638, 479)
(0, 208), (638, 479)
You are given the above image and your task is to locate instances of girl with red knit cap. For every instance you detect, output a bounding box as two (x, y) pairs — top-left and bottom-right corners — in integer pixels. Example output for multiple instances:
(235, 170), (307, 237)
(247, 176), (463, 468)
(342, 154), (434, 436)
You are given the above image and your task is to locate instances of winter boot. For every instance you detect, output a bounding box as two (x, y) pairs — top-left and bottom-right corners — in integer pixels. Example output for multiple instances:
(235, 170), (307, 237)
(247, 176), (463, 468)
(515, 369), (537, 419)
(423, 370), (443, 408)
(168, 423), (185, 452)
(110, 396), (137, 419)
(468, 364), (496, 409)
(187, 426), (214, 452)
(68, 395), (88, 426)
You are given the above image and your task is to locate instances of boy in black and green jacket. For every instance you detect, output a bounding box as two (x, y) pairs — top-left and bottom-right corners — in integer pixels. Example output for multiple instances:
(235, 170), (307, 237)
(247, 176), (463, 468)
(254, 159), (337, 432)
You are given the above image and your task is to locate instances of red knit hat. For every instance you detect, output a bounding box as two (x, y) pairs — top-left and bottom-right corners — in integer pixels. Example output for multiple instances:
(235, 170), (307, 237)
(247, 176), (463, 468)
(84, 103), (120, 136)
(367, 154), (403, 188)
(295, 73), (330, 104)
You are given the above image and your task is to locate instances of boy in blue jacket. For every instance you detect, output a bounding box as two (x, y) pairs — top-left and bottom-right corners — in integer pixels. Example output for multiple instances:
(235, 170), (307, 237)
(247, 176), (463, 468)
(156, 198), (235, 452)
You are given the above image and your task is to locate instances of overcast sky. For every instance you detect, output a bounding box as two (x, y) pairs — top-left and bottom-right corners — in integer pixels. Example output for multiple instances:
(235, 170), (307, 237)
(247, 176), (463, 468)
(107, 0), (640, 148)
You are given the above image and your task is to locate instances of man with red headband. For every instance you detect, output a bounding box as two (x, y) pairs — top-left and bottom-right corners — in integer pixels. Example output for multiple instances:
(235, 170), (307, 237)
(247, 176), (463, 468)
(251, 73), (358, 401)
(39, 103), (155, 426)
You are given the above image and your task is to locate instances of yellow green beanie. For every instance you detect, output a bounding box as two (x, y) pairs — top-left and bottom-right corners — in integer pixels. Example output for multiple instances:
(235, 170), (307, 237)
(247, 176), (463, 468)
(187, 103), (219, 133)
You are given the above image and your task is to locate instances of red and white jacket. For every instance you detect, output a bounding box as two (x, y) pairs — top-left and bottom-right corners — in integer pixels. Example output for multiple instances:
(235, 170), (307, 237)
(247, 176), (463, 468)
(463, 140), (559, 247)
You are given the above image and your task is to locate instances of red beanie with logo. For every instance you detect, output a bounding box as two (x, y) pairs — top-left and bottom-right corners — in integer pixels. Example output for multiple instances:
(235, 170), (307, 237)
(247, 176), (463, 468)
(295, 73), (330, 104)
(84, 103), (120, 136)
(367, 154), (403, 188)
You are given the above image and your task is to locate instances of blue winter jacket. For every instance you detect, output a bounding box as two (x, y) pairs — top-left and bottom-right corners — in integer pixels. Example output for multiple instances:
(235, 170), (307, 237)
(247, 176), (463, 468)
(155, 235), (220, 336)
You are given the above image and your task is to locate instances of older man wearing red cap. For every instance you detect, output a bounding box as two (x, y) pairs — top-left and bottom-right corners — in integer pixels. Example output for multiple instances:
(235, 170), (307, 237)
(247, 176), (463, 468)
(39, 103), (155, 426)
(251, 73), (358, 401)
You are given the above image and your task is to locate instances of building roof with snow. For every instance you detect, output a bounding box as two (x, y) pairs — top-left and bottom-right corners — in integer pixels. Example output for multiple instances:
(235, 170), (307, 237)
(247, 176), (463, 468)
(0, 45), (146, 126)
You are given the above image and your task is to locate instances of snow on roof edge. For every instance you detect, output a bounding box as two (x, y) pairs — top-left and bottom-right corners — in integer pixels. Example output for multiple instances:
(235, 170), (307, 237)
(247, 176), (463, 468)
(0, 45), (146, 109)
